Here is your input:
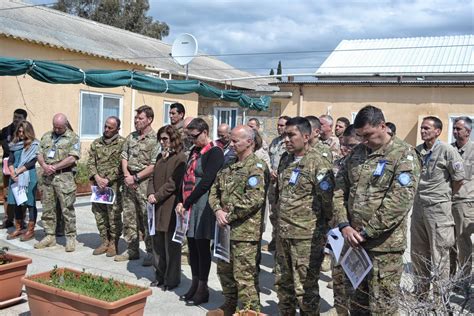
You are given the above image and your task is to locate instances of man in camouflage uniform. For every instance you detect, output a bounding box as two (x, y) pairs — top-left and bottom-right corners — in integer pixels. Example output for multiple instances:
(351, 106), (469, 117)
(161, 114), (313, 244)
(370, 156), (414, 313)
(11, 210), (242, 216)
(334, 105), (421, 315)
(275, 117), (334, 316)
(411, 116), (464, 303)
(450, 116), (474, 294)
(207, 125), (269, 316)
(267, 115), (290, 251)
(35, 113), (81, 252)
(115, 105), (160, 265)
(320, 114), (342, 161)
(87, 116), (125, 257)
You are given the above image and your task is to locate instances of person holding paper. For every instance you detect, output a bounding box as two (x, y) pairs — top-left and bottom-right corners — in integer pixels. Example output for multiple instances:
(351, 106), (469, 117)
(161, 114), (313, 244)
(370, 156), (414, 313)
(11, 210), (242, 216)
(147, 125), (186, 290)
(334, 105), (421, 315)
(275, 117), (334, 316)
(35, 113), (81, 252)
(116, 105), (160, 265)
(6, 120), (39, 241)
(207, 125), (269, 315)
(87, 116), (125, 257)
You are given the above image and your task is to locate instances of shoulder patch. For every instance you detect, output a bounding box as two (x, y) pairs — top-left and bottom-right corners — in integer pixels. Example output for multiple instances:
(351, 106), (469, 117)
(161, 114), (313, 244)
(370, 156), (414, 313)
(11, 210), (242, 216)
(248, 176), (259, 187)
(453, 161), (463, 171)
(407, 155), (413, 161)
(74, 142), (81, 151)
(256, 163), (263, 169)
(319, 180), (331, 191)
(398, 172), (411, 186)
(322, 152), (328, 157)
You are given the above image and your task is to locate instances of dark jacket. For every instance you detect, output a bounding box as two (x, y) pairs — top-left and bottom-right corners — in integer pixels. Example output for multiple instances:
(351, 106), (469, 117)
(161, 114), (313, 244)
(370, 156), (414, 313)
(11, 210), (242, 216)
(147, 150), (187, 232)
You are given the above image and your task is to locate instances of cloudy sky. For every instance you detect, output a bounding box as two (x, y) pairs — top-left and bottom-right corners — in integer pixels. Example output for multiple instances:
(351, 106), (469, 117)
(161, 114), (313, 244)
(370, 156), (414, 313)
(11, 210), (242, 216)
(151, 0), (473, 76)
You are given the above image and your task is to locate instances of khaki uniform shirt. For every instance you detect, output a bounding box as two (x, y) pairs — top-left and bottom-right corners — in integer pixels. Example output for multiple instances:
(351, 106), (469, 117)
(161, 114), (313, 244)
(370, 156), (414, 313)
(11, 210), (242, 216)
(416, 140), (465, 206)
(321, 135), (341, 161)
(277, 147), (334, 239)
(39, 129), (81, 164)
(209, 153), (269, 241)
(121, 129), (159, 173)
(334, 137), (421, 252)
(87, 134), (125, 185)
(269, 136), (286, 172)
(452, 141), (474, 203)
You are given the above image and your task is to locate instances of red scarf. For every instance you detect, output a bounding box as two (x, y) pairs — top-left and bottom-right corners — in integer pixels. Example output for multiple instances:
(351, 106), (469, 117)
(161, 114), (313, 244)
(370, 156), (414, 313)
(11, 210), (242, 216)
(182, 141), (215, 209)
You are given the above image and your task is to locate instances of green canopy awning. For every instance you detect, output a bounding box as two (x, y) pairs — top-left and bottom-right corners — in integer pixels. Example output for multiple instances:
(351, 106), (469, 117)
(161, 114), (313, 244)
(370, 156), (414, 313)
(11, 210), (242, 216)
(0, 57), (270, 111)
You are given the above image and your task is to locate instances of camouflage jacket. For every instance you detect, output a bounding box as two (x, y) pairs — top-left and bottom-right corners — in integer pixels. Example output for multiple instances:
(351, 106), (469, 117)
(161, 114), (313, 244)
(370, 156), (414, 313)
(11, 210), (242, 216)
(321, 135), (341, 161)
(39, 129), (81, 164)
(121, 129), (160, 173)
(277, 147), (334, 239)
(333, 136), (421, 252)
(269, 135), (286, 171)
(87, 134), (125, 186)
(209, 153), (269, 241)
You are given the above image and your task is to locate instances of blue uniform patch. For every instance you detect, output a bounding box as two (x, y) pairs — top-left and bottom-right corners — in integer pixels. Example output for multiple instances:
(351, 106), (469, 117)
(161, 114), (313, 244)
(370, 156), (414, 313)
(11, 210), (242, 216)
(248, 176), (259, 187)
(319, 180), (331, 191)
(398, 173), (411, 186)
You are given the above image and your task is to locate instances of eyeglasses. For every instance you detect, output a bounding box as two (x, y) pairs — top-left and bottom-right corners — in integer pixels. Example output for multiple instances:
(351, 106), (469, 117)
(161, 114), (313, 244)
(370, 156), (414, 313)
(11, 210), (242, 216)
(187, 131), (203, 140)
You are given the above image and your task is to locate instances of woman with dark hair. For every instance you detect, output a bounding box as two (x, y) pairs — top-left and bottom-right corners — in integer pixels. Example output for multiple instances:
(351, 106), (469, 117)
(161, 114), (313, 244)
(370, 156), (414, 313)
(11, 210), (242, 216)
(7, 120), (39, 241)
(176, 118), (224, 305)
(147, 125), (187, 290)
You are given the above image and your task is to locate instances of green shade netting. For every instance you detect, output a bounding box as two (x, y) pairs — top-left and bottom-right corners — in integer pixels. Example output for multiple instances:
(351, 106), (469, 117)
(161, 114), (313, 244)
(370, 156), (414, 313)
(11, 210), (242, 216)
(0, 57), (270, 111)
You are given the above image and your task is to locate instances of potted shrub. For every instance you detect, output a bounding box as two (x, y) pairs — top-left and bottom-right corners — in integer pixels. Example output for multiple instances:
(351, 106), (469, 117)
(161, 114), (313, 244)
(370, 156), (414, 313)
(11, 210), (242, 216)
(74, 160), (91, 195)
(0, 247), (32, 306)
(22, 266), (152, 315)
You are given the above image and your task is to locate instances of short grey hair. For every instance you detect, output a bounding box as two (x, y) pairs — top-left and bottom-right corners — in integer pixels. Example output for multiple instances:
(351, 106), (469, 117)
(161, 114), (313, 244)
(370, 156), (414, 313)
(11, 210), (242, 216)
(454, 116), (472, 131)
(320, 114), (334, 126)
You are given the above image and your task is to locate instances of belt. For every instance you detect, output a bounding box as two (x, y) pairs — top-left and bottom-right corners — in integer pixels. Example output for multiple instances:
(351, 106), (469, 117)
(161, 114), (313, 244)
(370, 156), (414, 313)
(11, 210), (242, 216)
(55, 167), (73, 174)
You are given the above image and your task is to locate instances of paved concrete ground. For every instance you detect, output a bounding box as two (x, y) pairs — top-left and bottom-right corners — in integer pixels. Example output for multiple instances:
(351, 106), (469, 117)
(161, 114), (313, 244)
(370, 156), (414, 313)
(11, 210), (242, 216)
(0, 197), (337, 316)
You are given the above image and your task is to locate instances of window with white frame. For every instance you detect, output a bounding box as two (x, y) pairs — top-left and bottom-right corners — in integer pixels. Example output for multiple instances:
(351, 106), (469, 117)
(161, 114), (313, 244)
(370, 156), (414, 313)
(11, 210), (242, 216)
(213, 107), (238, 139)
(80, 91), (122, 138)
(163, 101), (174, 125)
(447, 115), (474, 144)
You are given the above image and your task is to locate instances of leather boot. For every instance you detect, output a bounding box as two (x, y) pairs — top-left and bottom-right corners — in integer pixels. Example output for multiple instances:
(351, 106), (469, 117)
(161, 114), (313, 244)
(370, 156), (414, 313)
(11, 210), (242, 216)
(106, 239), (119, 257)
(7, 219), (23, 240)
(206, 300), (237, 316)
(20, 220), (36, 241)
(93, 239), (109, 255)
(180, 276), (199, 301)
(188, 280), (209, 305)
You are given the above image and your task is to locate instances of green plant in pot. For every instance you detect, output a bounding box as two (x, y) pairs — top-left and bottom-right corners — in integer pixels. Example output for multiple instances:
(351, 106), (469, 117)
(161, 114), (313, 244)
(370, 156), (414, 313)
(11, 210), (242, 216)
(0, 247), (32, 306)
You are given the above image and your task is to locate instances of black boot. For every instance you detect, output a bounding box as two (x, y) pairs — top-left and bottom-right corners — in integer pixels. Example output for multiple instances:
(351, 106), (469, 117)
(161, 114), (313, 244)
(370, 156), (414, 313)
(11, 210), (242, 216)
(188, 280), (209, 305)
(180, 276), (198, 301)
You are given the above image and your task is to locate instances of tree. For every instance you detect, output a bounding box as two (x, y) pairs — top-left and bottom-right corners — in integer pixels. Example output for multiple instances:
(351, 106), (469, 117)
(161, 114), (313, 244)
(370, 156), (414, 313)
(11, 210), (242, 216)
(53, 0), (169, 40)
(269, 69), (274, 76)
(276, 60), (282, 81)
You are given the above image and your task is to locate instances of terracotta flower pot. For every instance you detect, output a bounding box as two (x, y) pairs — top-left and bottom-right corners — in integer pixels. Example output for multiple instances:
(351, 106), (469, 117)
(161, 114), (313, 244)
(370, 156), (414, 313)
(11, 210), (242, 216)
(0, 253), (32, 303)
(233, 311), (267, 316)
(22, 267), (152, 316)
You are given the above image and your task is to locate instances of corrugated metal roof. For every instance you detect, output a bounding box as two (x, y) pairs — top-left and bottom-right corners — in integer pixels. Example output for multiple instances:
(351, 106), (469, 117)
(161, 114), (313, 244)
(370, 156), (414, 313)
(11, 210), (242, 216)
(0, 0), (277, 91)
(316, 35), (474, 76)
(274, 80), (474, 86)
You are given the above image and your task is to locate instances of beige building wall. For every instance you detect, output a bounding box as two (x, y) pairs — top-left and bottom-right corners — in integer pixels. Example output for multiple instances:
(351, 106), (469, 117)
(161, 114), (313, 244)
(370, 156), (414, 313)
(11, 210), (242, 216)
(0, 37), (198, 157)
(275, 84), (474, 146)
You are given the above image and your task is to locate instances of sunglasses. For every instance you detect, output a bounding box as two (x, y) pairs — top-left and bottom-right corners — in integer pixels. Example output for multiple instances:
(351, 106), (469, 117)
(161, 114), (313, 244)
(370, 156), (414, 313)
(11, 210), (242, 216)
(187, 131), (203, 140)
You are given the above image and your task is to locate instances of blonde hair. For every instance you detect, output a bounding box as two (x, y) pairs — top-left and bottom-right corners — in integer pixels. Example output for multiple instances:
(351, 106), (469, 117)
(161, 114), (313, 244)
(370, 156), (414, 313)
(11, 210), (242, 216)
(13, 120), (36, 148)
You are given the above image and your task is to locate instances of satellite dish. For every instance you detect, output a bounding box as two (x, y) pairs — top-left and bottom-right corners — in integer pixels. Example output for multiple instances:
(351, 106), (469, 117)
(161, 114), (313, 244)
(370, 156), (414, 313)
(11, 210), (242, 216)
(171, 33), (198, 66)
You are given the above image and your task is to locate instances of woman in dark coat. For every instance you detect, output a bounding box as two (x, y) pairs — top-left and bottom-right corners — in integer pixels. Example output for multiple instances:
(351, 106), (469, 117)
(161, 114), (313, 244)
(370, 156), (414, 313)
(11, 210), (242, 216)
(147, 125), (186, 290)
(176, 118), (224, 305)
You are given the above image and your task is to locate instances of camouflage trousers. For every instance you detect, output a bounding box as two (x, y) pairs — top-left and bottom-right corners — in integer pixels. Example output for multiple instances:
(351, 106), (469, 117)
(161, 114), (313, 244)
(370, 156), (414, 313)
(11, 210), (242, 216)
(217, 240), (260, 311)
(267, 181), (278, 243)
(349, 251), (403, 316)
(91, 183), (122, 242)
(122, 179), (152, 253)
(275, 235), (325, 315)
(332, 263), (350, 315)
(40, 172), (76, 236)
(450, 201), (474, 286)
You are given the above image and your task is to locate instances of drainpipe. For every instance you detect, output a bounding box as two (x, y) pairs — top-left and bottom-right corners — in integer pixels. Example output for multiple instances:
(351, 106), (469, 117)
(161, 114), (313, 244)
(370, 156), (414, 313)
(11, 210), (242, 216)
(298, 85), (304, 116)
(131, 88), (136, 132)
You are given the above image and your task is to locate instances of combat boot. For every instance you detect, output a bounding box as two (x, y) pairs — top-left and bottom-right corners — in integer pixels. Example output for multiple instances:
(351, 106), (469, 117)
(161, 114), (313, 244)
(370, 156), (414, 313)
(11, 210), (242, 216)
(114, 249), (139, 262)
(34, 235), (56, 249)
(106, 239), (119, 257)
(142, 252), (153, 266)
(93, 239), (109, 255)
(65, 236), (76, 252)
(206, 300), (237, 316)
